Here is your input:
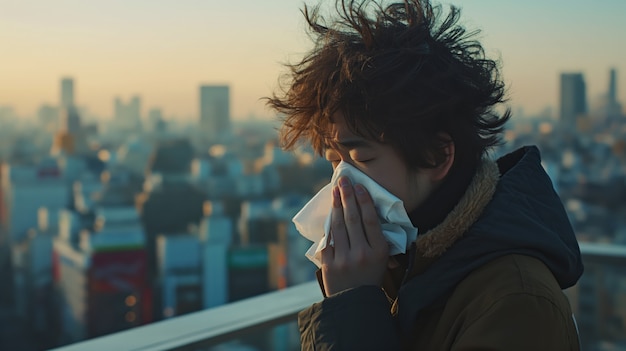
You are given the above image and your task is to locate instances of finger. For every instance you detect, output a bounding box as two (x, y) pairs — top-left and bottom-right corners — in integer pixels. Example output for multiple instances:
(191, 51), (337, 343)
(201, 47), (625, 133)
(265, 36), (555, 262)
(321, 244), (334, 264)
(338, 176), (367, 250)
(330, 185), (350, 254)
(354, 183), (386, 249)
(321, 222), (335, 263)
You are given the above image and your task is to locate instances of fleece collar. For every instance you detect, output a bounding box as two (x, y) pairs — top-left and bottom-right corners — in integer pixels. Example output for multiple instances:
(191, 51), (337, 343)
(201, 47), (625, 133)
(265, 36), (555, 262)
(391, 146), (583, 333)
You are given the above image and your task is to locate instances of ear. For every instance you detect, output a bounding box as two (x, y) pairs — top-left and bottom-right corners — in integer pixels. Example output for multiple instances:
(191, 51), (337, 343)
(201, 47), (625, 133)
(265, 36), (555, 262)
(430, 135), (455, 182)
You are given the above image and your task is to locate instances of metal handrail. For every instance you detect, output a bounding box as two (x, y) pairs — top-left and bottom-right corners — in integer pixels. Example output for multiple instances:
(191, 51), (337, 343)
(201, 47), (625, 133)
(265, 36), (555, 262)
(49, 281), (321, 351)
(49, 242), (626, 351)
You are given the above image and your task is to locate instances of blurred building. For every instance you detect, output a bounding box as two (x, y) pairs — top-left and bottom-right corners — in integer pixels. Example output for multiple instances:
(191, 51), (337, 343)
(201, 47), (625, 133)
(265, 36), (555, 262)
(135, 139), (206, 319)
(72, 174), (105, 214)
(192, 149), (246, 199)
(11, 226), (58, 349)
(147, 138), (194, 177)
(560, 72), (588, 128)
(52, 78), (92, 156)
(0, 160), (69, 245)
(199, 201), (232, 309)
(60, 106), (81, 135)
(271, 195), (317, 286)
(52, 107), (93, 157)
(199, 85), (231, 142)
(114, 96), (142, 132)
(608, 69), (619, 113)
(147, 108), (167, 134)
(156, 234), (203, 319)
(53, 207), (150, 344)
(60, 78), (74, 109)
(238, 200), (280, 246)
(605, 68), (623, 120)
(227, 245), (271, 302)
(136, 175), (206, 279)
(115, 137), (154, 177)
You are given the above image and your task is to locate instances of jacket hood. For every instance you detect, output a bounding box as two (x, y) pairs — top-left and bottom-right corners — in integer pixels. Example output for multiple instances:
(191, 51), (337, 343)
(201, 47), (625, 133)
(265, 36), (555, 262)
(395, 145), (584, 330)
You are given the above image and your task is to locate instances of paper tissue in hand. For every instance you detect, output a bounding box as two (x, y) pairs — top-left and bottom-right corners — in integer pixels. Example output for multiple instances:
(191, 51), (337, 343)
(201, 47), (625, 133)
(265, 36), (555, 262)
(292, 161), (418, 267)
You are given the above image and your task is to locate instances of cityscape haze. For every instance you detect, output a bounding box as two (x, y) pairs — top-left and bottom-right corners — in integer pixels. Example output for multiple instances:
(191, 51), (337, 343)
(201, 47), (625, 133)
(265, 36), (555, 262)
(0, 1), (625, 351)
(1, 0), (625, 120)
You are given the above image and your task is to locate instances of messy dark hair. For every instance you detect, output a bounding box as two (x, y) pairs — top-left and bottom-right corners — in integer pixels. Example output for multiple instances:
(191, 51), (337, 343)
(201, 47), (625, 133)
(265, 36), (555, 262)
(266, 0), (510, 169)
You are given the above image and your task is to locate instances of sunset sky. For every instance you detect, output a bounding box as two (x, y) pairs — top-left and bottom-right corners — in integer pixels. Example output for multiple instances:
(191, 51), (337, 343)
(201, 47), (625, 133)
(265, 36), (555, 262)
(1, 0), (624, 121)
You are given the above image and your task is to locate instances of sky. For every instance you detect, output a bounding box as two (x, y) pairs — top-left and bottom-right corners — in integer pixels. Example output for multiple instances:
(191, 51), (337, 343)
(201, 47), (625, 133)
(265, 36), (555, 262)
(0, 0), (624, 121)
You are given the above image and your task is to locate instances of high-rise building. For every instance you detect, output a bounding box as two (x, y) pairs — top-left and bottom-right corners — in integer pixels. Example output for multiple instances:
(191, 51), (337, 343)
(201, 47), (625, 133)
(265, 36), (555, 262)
(199, 201), (232, 309)
(609, 68), (617, 105)
(606, 68), (623, 117)
(51, 106), (87, 156)
(11, 228), (58, 348)
(227, 245), (271, 302)
(53, 207), (151, 344)
(559, 73), (587, 126)
(59, 106), (81, 134)
(60, 78), (74, 109)
(1, 161), (69, 245)
(156, 234), (203, 319)
(199, 85), (230, 141)
(53, 77), (91, 155)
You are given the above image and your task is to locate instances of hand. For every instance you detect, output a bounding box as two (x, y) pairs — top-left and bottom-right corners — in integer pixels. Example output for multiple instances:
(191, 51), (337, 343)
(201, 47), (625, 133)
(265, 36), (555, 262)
(321, 176), (389, 296)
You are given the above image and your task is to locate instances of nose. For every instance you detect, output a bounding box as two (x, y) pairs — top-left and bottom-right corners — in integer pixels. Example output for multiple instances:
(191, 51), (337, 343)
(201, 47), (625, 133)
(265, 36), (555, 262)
(325, 148), (352, 170)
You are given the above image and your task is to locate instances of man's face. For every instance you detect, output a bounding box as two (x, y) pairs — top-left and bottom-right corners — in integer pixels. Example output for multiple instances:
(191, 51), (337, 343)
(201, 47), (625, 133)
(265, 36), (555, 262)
(324, 113), (439, 213)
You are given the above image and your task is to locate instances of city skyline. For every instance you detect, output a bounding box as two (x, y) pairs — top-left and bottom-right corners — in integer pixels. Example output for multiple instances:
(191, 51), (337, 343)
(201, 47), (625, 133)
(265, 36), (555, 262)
(1, 0), (625, 120)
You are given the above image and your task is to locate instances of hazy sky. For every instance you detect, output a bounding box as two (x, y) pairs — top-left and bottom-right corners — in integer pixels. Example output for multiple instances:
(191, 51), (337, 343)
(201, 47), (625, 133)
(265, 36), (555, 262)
(1, 0), (624, 120)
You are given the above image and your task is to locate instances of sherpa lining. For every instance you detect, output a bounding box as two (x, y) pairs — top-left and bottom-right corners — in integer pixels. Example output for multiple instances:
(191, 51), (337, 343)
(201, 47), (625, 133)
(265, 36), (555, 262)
(414, 159), (500, 258)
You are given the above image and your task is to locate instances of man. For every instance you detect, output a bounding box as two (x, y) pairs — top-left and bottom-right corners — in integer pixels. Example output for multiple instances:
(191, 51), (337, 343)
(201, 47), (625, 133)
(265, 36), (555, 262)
(266, 0), (583, 349)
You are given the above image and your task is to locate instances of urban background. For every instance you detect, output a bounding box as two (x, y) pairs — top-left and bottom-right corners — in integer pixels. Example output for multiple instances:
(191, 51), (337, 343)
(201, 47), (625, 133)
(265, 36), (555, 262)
(0, 67), (624, 351)
(1, 1), (625, 351)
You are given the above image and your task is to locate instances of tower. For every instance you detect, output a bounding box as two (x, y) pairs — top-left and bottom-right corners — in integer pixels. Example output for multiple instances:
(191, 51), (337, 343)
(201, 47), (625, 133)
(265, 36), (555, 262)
(559, 73), (587, 127)
(199, 85), (231, 141)
(60, 106), (81, 134)
(60, 78), (74, 109)
(606, 68), (623, 118)
(608, 68), (617, 106)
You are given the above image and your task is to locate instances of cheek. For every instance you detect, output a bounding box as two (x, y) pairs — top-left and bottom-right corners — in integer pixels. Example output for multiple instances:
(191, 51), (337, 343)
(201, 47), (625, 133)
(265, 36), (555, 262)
(370, 171), (411, 202)
(376, 169), (427, 213)
(392, 178), (413, 205)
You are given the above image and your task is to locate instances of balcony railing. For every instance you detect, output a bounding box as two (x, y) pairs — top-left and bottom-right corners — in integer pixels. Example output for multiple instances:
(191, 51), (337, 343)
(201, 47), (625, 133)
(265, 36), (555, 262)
(50, 281), (321, 351)
(50, 242), (626, 351)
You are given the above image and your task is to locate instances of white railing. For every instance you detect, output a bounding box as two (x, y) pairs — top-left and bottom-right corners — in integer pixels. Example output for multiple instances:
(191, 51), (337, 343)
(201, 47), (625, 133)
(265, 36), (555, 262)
(50, 281), (321, 351)
(50, 242), (626, 351)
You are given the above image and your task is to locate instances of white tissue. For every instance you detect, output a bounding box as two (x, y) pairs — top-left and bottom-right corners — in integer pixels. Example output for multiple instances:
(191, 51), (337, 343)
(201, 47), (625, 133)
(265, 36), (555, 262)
(292, 161), (418, 267)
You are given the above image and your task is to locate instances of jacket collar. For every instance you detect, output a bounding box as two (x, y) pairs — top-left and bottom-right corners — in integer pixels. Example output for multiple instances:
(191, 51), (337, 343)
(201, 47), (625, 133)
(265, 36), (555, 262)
(384, 158), (500, 299)
(386, 158), (499, 308)
(411, 158), (500, 267)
